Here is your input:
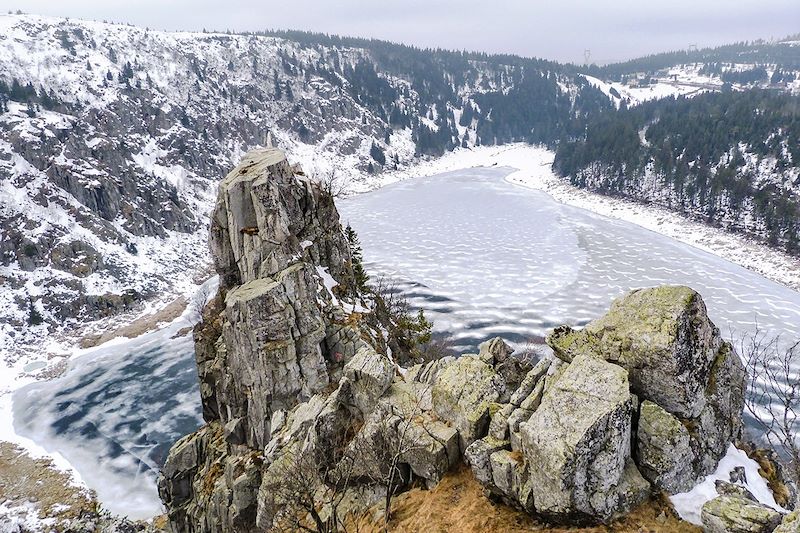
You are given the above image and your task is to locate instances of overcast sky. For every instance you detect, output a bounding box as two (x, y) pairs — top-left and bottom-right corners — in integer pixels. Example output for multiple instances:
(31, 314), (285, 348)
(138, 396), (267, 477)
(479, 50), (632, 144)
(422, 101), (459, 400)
(2, 0), (798, 64)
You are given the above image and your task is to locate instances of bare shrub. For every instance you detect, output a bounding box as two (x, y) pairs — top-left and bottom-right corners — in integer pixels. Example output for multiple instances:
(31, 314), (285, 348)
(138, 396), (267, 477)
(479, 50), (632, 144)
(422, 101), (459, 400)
(317, 167), (348, 199)
(351, 385), (433, 529)
(740, 328), (800, 484)
(262, 433), (365, 533)
(516, 335), (548, 366)
(189, 282), (215, 319)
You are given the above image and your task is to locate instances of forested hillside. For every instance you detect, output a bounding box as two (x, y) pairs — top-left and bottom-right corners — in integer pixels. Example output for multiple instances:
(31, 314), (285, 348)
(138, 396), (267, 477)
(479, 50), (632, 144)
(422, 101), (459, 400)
(262, 29), (614, 151)
(554, 90), (800, 253)
(586, 37), (800, 79)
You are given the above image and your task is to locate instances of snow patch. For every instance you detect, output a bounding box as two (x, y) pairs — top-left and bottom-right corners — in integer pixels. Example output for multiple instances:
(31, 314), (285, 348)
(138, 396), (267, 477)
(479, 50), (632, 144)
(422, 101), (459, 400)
(670, 444), (785, 525)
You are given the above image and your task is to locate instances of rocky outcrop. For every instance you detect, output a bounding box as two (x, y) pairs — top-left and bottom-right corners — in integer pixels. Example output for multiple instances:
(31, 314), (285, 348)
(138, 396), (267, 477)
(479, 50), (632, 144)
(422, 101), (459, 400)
(522, 354), (649, 522)
(159, 148), (363, 528)
(547, 286), (746, 490)
(159, 150), (750, 531)
(701, 495), (783, 533)
(465, 286), (747, 523)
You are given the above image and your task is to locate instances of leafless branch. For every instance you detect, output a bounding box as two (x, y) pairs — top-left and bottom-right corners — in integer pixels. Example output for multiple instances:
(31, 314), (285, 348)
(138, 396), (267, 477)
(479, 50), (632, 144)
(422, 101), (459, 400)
(317, 167), (348, 199)
(740, 326), (800, 484)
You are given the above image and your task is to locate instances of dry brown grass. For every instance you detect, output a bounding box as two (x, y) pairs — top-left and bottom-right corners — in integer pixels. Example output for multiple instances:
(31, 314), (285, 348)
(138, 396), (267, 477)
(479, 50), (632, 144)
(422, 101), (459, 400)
(0, 441), (96, 521)
(352, 466), (701, 533)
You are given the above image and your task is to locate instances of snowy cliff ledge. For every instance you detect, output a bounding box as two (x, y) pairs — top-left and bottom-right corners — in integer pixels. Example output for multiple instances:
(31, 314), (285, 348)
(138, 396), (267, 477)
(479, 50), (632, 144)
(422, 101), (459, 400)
(158, 148), (790, 532)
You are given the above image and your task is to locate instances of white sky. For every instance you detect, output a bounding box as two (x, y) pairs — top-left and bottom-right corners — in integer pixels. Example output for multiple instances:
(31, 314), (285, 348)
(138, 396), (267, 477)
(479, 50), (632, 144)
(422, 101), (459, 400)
(1, 0), (798, 64)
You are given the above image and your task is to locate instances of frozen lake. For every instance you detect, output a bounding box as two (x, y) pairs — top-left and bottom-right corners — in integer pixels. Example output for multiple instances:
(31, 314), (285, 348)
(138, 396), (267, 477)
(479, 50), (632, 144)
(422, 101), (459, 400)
(12, 315), (203, 519)
(12, 165), (800, 518)
(338, 167), (800, 350)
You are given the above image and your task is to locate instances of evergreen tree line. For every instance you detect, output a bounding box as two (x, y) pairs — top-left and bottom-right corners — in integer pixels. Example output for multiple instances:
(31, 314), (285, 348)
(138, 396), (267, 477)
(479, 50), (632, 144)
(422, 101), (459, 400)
(553, 90), (800, 253)
(0, 78), (66, 113)
(586, 38), (800, 80)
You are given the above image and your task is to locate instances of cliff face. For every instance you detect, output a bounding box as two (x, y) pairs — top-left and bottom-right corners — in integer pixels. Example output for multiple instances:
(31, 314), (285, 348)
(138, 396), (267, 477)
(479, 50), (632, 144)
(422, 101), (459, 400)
(158, 148), (367, 529)
(159, 149), (748, 531)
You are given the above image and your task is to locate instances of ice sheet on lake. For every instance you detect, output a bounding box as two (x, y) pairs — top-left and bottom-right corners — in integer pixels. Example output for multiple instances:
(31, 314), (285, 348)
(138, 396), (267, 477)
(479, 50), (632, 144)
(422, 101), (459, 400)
(12, 317), (203, 519)
(338, 166), (800, 350)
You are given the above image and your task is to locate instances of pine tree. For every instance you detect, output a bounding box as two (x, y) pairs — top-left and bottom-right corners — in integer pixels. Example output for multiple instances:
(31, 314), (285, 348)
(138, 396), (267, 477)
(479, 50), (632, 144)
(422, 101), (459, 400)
(273, 72), (282, 99)
(345, 224), (369, 295)
(28, 299), (43, 326)
(370, 142), (386, 166)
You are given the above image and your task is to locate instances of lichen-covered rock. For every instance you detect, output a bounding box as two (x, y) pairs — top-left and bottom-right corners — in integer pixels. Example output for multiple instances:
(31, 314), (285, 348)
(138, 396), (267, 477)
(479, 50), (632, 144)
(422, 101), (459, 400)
(509, 358), (550, 407)
(464, 437), (512, 489)
(159, 422), (263, 531)
(547, 286), (746, 484)
(701, 495), (783, 533)
(400, 415), (460, 484)
(636, 400), (694, 493)
(547, 286), (722, 418)
(715, 480), (757, 501)
(520, 354), (649, 522)
(431, 355), (505, 451)
(774, 510), (800, 533)
(343, 345), (395, 416)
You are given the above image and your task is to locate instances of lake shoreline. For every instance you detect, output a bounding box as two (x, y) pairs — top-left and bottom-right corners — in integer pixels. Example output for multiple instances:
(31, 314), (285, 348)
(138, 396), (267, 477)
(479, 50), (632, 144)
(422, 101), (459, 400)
(369, 143), (800, 295)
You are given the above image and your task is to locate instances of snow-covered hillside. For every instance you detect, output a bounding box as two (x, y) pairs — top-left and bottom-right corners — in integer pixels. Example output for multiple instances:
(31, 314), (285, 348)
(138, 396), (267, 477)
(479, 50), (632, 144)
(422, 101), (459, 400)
(583, 61), (800, 109)
(0, 14), (452, 360)
(1, 12), (798, 366)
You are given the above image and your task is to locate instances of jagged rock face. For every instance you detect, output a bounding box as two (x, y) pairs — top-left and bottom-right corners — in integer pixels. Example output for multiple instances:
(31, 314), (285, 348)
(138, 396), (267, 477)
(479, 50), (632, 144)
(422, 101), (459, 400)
(210, 148), (351, 290)
(466, 286), (747, 524)
(521, 354), (649, 522)
(160, 148), (362, 528)
(547, 286), (746, 488)
(196, 148), (354, 451)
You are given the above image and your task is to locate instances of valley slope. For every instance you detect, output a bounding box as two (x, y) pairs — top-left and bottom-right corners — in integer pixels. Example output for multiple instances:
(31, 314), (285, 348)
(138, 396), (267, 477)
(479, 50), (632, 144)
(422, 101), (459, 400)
(0, 12), (798, 363)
